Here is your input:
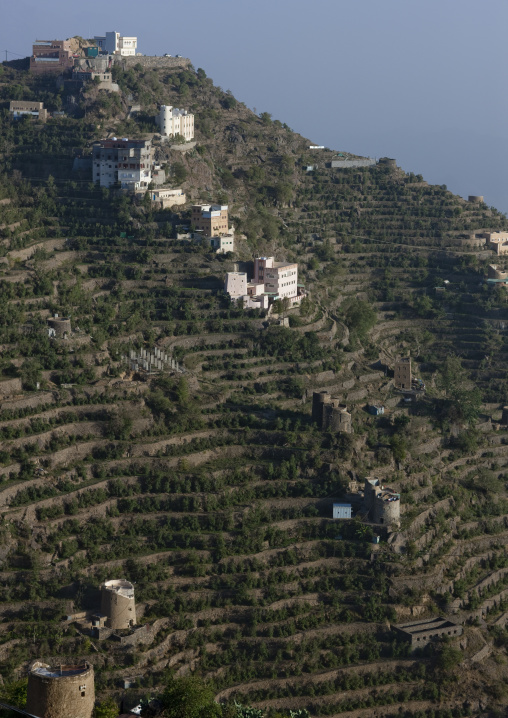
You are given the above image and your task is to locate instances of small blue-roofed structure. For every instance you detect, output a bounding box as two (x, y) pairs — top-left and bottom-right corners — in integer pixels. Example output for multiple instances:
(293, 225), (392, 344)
(368, 404), (385, 416)
(333, 503), (352, 519)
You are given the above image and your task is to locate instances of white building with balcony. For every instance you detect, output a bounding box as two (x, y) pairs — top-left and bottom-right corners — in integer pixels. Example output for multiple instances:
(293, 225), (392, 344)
(94, 31), (137, 56)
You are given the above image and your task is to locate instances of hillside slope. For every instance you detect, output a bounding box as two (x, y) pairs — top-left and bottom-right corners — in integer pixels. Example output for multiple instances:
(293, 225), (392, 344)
(0, 59), (508, 717)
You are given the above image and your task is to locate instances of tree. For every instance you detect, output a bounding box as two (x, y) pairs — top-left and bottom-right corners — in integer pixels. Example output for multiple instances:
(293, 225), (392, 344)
(436, 355), (482, 425)
(172, 162), (188, 185)
(342, 299), (377, 341)
(94, 697), (119, 718)
(433, 643), (463, 672)
(160, 675), (221, 718)
(0, 679), (27, 710)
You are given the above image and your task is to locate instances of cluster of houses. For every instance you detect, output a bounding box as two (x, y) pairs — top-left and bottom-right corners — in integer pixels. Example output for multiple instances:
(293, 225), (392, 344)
(13, 31), (196, 145)
(29, 32), (137, 76)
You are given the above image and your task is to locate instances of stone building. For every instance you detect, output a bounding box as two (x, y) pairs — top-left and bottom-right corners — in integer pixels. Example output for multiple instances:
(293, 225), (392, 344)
(9, 101), (48, 121)
(394, 357), (411, 390)
(26, 661), (94, 718)
(312, 391), (353, 433)
(488, 264), (508, 281)
(101, 579), (136, 629)
(391, 617), (462, 649)
(47, 315), (71, 338)
(483, 232), (508, 255)
(364, 478), (400, 526)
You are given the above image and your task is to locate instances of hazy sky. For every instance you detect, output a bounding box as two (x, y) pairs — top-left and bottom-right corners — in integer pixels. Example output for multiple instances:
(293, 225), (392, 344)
(3, 0), (507, 213)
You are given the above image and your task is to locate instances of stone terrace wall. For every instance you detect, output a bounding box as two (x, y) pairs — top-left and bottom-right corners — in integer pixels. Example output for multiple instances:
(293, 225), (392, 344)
(116, 56), (191, 71)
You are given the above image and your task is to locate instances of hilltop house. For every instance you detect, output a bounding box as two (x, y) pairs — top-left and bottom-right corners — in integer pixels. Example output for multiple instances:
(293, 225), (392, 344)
(30, 39), (74, 74)
(94, 31), (137, 56)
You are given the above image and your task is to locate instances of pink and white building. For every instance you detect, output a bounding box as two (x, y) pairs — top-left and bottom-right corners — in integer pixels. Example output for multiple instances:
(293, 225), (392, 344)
(225, 256), (305, 310)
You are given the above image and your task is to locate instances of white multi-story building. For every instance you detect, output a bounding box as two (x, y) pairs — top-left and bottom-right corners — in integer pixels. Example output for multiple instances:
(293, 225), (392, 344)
(94, 31), (137, 56)
(225, 256), (304, 310)
(92, 138), (152, 191)
(254, 257), (299, 301)
(157, 105), (194, 142)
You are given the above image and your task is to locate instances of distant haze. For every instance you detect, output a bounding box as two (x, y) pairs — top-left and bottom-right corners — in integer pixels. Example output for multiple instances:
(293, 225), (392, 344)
(2, 0), (507, 213)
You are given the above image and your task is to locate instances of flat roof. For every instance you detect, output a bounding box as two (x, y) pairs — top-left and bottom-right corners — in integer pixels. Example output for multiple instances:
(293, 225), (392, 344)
(394, 617), (459, 635)
(31, 663), (90, 678)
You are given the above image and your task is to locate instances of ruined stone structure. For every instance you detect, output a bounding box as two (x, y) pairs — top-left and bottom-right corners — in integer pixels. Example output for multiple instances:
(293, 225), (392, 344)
(391, 617), (462, 649)
(26, 661), (94, 718)
(101, 579), (136, 629)
(468, 195), (484, 203)
(364, 478), (400, 526)
(378, 157), (397, 169)
(488, 264), (508, 281)
(394, 357), (411, 390)
(47, 315), (72, 338)
(329, 158), (376, 169)
(312, 391), (352, 433)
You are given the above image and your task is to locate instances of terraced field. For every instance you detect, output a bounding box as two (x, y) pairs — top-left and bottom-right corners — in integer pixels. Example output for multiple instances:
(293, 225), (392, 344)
(1, 60), (508, 716)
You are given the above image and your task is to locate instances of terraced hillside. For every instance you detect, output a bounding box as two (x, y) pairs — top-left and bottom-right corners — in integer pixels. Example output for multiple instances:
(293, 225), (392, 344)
(1, 59), (508, 717)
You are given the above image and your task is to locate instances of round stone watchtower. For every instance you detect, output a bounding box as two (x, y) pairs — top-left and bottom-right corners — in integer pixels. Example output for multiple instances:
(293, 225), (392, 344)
(101, 578), (136, 630)
(26, 661), (94, 718)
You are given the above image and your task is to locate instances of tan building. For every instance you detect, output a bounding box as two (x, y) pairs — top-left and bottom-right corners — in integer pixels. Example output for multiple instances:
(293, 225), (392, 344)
(394, 357), (411, 390)
(192, 204), (229, 237)
(9, 100), (47, 121)
(151, 188), (186, 208)
(30, 39), (74, 74)
(483, 232), (508, 255)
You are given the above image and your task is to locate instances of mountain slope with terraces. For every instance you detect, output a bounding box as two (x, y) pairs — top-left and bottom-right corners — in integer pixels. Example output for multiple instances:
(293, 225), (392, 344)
(0, 57), (508, 717)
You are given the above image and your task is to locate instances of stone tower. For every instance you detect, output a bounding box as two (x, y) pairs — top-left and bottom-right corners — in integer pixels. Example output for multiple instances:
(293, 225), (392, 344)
(101, 579), (136, 630)
(394, 357), (412, 390)
(26, 661), (94, 718)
